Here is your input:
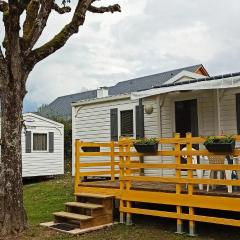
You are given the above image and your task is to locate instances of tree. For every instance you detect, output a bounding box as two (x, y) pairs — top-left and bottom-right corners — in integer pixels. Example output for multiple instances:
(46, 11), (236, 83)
(0, 0), (120, 236)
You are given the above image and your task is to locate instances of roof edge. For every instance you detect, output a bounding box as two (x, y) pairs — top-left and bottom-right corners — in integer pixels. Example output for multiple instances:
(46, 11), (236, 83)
(71, 94), (131, 107)
(23, 113), (64, 127)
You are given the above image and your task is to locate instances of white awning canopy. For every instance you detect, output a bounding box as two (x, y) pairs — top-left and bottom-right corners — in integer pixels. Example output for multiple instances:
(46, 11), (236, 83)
(131, 75), (240, 100)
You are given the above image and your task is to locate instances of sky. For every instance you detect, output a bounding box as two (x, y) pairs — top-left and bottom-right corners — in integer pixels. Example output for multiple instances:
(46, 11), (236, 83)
(4, 0), (240, 112)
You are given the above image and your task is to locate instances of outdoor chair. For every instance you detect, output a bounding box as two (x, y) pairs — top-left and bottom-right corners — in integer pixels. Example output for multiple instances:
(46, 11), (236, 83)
(181, 147), (204, 190)
(206, 155), (232, 193)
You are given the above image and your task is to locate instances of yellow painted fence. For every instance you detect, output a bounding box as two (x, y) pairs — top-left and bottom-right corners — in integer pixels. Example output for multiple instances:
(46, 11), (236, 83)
(75, 133), (240, 235)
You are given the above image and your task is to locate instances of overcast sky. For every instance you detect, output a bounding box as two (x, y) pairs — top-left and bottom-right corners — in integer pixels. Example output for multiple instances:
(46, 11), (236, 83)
(17, 0), (240, 112)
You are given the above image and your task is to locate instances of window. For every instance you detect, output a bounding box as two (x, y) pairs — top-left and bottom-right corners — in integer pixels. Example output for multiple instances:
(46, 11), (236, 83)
(120, 110), (134, 137)
(33, 133), (47, 151)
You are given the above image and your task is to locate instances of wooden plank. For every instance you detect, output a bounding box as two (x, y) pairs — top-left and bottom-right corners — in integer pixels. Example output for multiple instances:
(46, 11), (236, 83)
(120, 207), (240, 227)
(79, 162), (113, 167)
(121, 206), (178, 219)
(120, 176), (240, 186)
(120, 190), (240, 212)
(79, 152), (112, 157)
(75, 140), (81, 192)
(79, 170), (119, 177)
(53, 212), (93, 221)
(75, 186), (120, 198)
(116, 149), (240, 157)
(121, 163), (240, 171)
(111, 141), (115, 181)
(65, 202), (103, 209)
(75, 192), (114, 199)
(186, 133), (195, 232)
(174, 133), (182, 230)
(41, 221), (114, 235)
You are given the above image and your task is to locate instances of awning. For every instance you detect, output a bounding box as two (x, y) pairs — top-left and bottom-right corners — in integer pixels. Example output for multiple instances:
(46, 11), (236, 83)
(131, 75), (240, 100)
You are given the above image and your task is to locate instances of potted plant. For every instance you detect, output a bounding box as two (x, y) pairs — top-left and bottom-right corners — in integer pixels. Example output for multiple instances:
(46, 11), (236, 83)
(133, 138), (159, 153)
(81, 146), (100, 152)
(204, 135), (235, 153)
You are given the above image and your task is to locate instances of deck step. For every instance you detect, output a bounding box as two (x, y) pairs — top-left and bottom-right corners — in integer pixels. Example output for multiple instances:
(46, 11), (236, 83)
(75, 193), (114, 199)
(65, 202), (103, 209)
(53, 212), (93, 221)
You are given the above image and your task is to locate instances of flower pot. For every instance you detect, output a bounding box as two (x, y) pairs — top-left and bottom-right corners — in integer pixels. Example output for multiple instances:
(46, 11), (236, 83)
(81, 146), (100, 152)
(205, 141), (235, 153)
(133, 143), (158, 153)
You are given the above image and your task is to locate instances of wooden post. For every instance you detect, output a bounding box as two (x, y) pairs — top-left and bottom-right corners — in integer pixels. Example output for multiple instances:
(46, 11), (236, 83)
(74, 139), (80, 193)
(126, 142), (132, 225)
(175, 133), (183, 234)
(119, 141), (125, 224)
(111, 141), (115, 181)
(186, 133), (196, 236)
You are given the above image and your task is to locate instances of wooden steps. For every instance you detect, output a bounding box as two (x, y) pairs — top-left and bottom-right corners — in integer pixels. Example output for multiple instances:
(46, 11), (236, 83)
(65, 202), (103, 210)
(53, 211), (93, 221)
(75, 192), (114, 199)
(52, 192), (114, 231)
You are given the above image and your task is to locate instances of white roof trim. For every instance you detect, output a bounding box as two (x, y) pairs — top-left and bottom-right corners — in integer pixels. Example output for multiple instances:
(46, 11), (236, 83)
(23, 113), (64, 127)
(71, 94), (130, 107)
(131, 76), (240, 100)
(164, 70), (205, 85)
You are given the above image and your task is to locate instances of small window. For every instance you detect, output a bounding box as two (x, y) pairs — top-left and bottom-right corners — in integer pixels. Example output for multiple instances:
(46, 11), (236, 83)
(33, 133), (47, 151)
(120, 110), (134, 137)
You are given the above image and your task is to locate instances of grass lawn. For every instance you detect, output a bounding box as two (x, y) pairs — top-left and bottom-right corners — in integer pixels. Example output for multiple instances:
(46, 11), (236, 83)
(7, 175), (240, 240)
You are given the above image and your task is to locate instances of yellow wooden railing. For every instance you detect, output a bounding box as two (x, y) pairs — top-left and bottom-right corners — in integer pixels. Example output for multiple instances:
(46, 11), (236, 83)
(75, 134), (240, 235)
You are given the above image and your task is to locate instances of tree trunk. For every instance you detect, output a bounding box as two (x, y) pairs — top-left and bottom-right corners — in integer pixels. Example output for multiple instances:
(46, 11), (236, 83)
(0, 76), (27, 236)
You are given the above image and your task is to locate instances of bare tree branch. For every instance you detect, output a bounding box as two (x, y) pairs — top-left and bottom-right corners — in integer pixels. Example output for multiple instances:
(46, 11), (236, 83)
(28, 0), (121, 66)
(53, 3), (71, 14)
(28, 0), (93, 65)
(23, 0), (54, 53)
(0, 1), (8, 12)
(23, 0), (41, 39)
(88, 4), (121, 14)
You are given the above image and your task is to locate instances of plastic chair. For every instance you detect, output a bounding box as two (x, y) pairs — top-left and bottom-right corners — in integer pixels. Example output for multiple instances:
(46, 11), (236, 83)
(181, 147), (203, 190)
(206, 155), (232, 193)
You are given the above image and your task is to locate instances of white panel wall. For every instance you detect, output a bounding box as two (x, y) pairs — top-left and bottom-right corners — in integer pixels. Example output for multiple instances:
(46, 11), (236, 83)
(1, 113), (64, 177)
(72, 98), (138, 175)
(220, 88), (240, 134)
(147, 90), (216, 176)
(142, 97), (162, 176)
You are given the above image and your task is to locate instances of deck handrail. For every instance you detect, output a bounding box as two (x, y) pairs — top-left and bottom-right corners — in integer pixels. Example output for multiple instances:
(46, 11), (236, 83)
(75, 133), (240, 233)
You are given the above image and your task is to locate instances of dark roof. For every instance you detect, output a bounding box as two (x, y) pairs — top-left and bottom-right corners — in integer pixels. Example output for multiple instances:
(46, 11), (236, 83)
(108, 64), (203, 95)
(38, 64), (204, 119)
(39, 90), (97, 119)
(157, 71), (240, 89)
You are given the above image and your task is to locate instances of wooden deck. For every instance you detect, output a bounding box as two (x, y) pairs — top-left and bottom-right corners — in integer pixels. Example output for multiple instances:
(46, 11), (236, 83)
(80, 180), (240, 198)
(75, 135), (240, 235)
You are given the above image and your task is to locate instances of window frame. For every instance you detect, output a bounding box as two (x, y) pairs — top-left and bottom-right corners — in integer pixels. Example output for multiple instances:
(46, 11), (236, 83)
(118, 104), (136, 138)
(31, 131), (49, 153)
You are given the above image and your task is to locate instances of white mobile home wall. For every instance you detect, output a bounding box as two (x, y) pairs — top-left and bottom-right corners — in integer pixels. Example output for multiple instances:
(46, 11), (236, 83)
(0, 113), (64, 177)
(72, 96), (138, 175)
(73, 87), (240, 177)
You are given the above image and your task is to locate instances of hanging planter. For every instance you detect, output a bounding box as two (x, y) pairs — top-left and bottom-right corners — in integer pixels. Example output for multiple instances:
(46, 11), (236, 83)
(133, 138), (159, 153)
(81, 146), (100, 152)
(204, 136), (235, 153)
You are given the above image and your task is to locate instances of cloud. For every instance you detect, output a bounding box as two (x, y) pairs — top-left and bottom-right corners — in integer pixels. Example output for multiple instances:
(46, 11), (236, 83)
(2, 0), (238, 112)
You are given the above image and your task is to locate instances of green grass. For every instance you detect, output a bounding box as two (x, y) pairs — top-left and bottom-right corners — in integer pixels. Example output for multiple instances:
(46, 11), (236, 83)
(9, 175), (240, 240)
(24, 175), (74, 225)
